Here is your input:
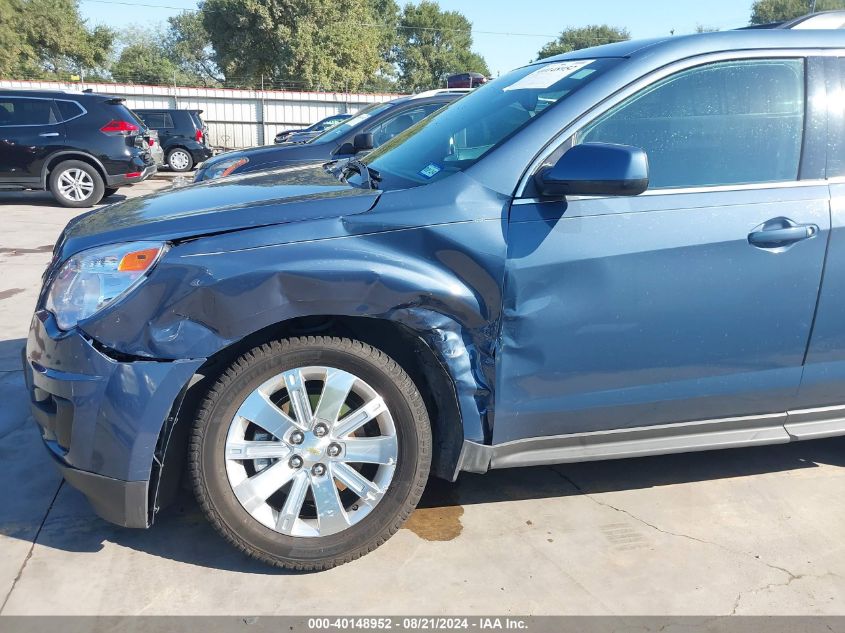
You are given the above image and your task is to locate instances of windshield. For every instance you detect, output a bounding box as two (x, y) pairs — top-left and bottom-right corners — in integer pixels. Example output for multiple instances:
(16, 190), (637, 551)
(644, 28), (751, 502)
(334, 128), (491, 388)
(309, 101), (396, 144)
(363, 58), (620, 186)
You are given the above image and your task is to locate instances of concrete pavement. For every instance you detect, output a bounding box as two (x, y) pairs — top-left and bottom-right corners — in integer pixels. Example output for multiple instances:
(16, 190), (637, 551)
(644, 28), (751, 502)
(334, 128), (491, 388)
(1, 177), (844, 615)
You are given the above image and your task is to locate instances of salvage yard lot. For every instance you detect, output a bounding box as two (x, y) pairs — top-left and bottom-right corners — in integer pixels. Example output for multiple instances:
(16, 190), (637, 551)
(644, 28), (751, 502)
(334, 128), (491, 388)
(1, 178), (844, 615)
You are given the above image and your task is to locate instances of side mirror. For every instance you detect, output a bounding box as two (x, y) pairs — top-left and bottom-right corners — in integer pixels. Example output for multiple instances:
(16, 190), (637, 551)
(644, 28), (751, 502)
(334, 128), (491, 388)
(353, 132), (374, 152)
(535, 143), (649, 197)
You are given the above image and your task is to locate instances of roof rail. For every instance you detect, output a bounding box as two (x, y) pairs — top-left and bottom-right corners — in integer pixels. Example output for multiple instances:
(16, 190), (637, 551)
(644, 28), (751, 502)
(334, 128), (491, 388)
(781, 9), (845, 29)
(737, 9), (845, 30)
(410, 88), (473, 98)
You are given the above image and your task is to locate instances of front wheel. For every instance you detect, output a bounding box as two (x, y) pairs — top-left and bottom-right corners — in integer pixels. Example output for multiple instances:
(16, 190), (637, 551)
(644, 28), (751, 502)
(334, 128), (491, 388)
(190, 336), (431, 570)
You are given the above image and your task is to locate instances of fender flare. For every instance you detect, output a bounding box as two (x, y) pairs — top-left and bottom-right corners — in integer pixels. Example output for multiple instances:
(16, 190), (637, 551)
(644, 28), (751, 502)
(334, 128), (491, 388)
(40, 150), (109, 189)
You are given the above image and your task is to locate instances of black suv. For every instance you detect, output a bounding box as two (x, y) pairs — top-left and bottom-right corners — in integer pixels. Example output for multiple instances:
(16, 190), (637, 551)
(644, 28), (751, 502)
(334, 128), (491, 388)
(0, 90), (156, 207)
(134, 109), (213, 172)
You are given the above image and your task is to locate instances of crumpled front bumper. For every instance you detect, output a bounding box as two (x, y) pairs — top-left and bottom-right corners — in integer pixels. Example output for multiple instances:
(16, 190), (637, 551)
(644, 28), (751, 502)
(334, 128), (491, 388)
(23, 310), (203, 527)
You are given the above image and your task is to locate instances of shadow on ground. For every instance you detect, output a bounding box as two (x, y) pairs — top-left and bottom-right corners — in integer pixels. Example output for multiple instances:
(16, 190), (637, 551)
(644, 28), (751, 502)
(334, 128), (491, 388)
(5, 335), (845, 573)
(0, 338), (26, 361)
(0, 190), (127, 208)
(5, 409), (844, 575)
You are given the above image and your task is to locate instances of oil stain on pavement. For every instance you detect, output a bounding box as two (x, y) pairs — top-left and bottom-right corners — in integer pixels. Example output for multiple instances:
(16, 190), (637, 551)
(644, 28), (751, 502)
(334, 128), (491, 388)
(403, 479), (464, 541)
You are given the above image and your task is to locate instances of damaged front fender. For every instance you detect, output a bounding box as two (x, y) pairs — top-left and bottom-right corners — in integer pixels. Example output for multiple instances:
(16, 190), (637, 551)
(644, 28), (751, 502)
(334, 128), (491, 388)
(81, 174), (509, 463)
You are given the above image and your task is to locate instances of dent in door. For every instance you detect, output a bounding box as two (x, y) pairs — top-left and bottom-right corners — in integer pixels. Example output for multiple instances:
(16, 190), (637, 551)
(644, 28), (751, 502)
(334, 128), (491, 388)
(496, 186), (830, 444)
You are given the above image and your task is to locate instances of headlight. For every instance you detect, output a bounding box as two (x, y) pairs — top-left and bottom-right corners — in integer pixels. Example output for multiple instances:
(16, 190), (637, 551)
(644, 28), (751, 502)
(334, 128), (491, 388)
(200, 156), (248, 181)
(45, 241), (167, 330)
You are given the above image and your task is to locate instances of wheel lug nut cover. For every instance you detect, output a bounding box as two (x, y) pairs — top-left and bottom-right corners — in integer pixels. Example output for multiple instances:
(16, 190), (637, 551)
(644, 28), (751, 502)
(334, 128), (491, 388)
(312, 463), (326, 476)
(327, 443), (341, 457)
(289, 455), (303, 469)
(313, 423), (328, 437)
(289, 431), (304, 445)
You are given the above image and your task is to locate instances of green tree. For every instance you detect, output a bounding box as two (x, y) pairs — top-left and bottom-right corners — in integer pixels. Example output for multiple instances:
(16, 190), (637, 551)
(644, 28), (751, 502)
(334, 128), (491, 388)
(111, 31), (180, 85)
(751, 0), (845, 24)
(0, 0), (34, 76)
(536, 25), (629, 60)
(395, 1), (489, 92)
(165, 11), (222, 85)
(201, 0), (384, 91)
(1, 0), (113, 78)
(366, 0), (401, 91)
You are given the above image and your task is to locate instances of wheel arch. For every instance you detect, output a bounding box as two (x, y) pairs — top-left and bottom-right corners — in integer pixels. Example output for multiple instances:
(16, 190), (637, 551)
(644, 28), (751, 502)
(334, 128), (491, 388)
(151, 314), (470, 522)
(166, 145), (193, 158)
(41, 151), (108, 189)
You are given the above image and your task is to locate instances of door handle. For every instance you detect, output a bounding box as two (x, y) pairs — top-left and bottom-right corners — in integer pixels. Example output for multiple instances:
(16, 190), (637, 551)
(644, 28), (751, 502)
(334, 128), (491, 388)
(748, 218), (819, 249)
(38, 132), (59, 137)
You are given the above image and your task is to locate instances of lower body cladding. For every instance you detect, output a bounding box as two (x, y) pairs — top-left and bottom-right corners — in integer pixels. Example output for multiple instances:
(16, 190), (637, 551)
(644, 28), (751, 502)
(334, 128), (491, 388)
(459, 405), (845, 473)
(105, 162), (157, 187)
(23, 310), (203, 528)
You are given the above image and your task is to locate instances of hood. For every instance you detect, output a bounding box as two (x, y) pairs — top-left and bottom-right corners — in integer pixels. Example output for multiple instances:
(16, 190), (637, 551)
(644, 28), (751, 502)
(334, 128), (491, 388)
(199, 140), (334, 176)
(56, 163), (379, 260)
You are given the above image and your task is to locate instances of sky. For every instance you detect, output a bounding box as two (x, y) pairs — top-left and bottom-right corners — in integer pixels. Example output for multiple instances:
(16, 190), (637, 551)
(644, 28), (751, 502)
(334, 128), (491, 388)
(80, 0), (757, 77)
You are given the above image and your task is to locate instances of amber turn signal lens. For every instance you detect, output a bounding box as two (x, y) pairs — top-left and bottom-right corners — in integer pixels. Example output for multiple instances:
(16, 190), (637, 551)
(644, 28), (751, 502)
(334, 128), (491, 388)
(118, 247), (161, 272)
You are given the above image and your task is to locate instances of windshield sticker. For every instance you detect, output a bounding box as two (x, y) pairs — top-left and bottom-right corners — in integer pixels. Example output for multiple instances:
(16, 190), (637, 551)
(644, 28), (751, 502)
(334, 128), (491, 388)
(504, 60), (595, 91)
(418, 163), (442, 179)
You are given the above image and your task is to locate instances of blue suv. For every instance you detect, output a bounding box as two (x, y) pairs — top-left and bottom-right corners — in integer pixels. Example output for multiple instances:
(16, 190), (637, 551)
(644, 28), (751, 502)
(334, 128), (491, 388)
(24, 29), (845, 570)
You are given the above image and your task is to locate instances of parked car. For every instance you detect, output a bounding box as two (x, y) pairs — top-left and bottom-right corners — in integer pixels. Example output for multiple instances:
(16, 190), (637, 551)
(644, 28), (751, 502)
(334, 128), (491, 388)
(146, 129), (165, 167)
(446, 72), (488, 88)
(194, 90), (469, 181)
(134, 108), (212, 172)
(274, 113), (352, 144)
(25, 27), (845, 571)
(0, 90), (156, 207)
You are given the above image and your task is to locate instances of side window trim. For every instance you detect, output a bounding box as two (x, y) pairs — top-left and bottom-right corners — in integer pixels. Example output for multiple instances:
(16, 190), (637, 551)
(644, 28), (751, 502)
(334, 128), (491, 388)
(0, 96), (64, 128)
(821, 56), (845, 180)
(54, 99), (87, 124)
(516, 49), (821, 199)
(799, 56), (827, 181)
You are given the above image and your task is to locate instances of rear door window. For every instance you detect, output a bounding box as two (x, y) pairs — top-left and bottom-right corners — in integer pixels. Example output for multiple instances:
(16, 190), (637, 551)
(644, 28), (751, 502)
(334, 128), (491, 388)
(55, 100), (84, 122)
(0, 98), (60, 126)
(137, 112), (172, 129)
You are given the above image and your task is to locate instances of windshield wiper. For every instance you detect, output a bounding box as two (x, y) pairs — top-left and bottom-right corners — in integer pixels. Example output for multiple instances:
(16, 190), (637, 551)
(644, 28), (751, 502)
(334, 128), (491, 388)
(343, 158), (381, 190)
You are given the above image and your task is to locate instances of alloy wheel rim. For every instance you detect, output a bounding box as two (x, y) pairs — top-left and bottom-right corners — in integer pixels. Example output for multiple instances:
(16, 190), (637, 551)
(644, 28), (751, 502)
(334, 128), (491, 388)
(170, 150), (190, 170)
(224, 366), (398, 538)
(57, 168), (94, 202)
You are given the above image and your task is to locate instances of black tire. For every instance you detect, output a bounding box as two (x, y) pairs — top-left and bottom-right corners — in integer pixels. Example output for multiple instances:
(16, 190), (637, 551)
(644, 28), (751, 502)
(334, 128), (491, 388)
(190, 336), (432, 570)
(167, 148), (194, 172)
(48, 160), (105, 208)
(102, 187), (120, 198)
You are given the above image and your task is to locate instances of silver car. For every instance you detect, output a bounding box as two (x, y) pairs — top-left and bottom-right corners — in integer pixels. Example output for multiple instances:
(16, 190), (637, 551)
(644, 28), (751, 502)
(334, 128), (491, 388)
(146, 129), (165, 166)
